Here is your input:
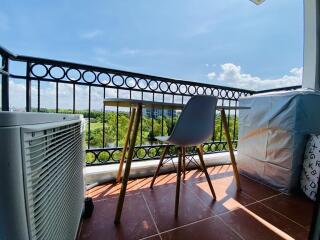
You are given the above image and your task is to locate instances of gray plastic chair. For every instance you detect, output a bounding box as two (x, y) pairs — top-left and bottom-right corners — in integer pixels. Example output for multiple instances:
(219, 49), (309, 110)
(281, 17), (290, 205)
(150, 95), (218, 217)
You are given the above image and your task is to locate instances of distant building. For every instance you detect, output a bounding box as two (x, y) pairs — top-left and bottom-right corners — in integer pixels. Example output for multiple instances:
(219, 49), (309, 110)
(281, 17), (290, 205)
(143, 108), (176, 119)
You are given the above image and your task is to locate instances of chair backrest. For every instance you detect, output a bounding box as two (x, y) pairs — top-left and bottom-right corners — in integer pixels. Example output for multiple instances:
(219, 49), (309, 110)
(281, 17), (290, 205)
(168, 95), (218, 147)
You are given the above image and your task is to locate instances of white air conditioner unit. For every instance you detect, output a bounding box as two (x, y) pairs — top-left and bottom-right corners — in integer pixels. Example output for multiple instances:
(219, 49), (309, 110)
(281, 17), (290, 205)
(0, 112), (85, 240)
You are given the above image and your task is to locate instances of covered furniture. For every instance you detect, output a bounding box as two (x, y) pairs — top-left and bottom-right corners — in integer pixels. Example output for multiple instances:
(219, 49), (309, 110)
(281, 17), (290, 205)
(237, 89), (320, 193)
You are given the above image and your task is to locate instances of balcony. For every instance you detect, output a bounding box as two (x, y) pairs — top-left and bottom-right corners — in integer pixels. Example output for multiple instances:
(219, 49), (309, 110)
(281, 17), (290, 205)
(0, 46), (316, 240)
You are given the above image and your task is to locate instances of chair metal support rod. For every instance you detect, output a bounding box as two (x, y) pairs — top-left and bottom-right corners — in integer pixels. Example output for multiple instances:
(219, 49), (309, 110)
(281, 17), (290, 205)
(197, 145), (216, 199)
(175, 147), (182, 218)
(150, 145), (169, 188)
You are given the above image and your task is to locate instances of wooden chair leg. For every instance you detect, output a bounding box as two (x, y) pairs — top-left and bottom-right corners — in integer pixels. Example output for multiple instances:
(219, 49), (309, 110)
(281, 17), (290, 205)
(175, 147), (182, 218)
(150, 145), (169, 189)
(182, 147), (186, 181)
(196, 145), (216, 200)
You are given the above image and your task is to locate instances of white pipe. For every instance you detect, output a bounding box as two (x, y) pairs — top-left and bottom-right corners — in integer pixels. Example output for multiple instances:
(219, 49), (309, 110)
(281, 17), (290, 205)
(302, 0), (319, 90)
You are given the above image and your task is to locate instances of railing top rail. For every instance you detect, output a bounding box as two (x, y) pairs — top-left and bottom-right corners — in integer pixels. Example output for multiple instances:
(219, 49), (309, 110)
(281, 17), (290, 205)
(0, 45), (302, 94)
(0, 46), (17, 59)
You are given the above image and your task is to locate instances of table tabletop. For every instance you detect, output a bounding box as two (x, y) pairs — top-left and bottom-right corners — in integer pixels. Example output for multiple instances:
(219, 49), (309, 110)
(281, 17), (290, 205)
(104, 98), (250, 110)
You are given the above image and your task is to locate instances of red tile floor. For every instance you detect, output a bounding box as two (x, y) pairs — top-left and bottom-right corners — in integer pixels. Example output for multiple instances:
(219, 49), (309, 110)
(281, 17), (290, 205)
(79, 165), (315, 240)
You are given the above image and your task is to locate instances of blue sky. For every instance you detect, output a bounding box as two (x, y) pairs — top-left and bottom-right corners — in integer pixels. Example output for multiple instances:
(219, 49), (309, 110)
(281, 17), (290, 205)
(1, 0), (303, 83)
(0, 0), (303, 109)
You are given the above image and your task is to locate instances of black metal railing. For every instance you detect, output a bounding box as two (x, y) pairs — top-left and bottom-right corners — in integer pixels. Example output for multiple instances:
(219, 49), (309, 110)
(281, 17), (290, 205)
(0, 46), (301, 165)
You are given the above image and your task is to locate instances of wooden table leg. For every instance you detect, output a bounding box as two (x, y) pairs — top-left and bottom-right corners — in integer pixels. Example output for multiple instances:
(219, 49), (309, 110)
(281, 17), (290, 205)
(114, 105), (142, 224)
(150, 145), (169, 189)
(221, 109), (241, 191)
(197, 145), (216, 199)
(116, 108), (136, 182)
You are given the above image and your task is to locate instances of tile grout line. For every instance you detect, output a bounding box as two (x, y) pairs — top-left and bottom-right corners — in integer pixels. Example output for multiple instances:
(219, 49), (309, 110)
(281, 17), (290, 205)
(185, 170), (246, 240)
(183, 177), (259, 217)
(91, 192), (141, 203)
(141, 176), (218, 236)
(258, 200), (310, 230)
(141, 192), (163, 240)
(138, 233), (161, 240)
(249, 192), (283, 203)
(246, 192), (310, 230)
(181, 173), (305, 238)
(156, 215), (217, 236)
(216, 215), (246, 240)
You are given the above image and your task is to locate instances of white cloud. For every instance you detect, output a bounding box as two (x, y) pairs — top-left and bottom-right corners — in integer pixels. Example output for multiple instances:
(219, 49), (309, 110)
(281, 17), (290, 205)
(80, 29), (103, 40)
(209, 63), (302, 90)
(207, 71), (216, 80)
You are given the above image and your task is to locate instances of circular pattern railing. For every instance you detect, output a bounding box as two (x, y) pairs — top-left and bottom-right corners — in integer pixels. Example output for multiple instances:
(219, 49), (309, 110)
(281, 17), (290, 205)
(0, 47), (271, 165)
(27, 62), (251, 101)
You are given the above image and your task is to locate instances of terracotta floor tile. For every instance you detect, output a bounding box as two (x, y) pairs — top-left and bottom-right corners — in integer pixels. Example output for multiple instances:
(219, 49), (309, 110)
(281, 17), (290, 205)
(81, 164), (314, 240)
(148, 172), (178, 187)
(238, 175), (280, 201)
(79, 193), (157, 240)
(183, 165), (232, 183)
(142, 183), (214, 232)
(245, 203), (309, 240)
(187, 175), (256, 215)
(86, 178), (156, 200)
(141, 234), (161, 240)
(261, 193), (315, 228)
(220, 202), (308, 240)
(160, 217), (242, 240)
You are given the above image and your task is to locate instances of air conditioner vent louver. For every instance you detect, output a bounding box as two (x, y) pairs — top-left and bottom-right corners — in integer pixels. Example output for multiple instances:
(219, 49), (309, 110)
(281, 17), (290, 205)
(22, 121), (84, 240)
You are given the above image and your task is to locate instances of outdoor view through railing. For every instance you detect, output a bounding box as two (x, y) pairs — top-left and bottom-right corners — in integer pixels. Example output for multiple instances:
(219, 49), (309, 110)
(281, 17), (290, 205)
(0, 46), (301, 165)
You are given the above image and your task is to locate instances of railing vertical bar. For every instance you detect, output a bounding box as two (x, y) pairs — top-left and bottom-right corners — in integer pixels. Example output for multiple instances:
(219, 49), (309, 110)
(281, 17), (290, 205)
(37, 80), (40, 111)
(161, 94), (164, 136)
(232, 100), (238, 143)
(227, 99), (231, 140)
(140, 91), (143, 145)
(1, 56), (9, 111)
(72, 83), (75, 114)
(26, 62), (31, 112)
(102, 87), (106, 148)
(170, 95), (174, 134)
(116, 88), (119, 147)
(212, 88), (216, 142)
(151, 92), (155, 144)
(218, 98), (224, 150)
(55, 82), (59, 113)
(88, 85), (91, 149)
(129, 90), (132, 115)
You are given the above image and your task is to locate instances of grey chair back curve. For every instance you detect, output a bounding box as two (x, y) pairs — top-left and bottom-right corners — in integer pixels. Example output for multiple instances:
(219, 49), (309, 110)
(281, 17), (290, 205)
(166, 95), (218, 147)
